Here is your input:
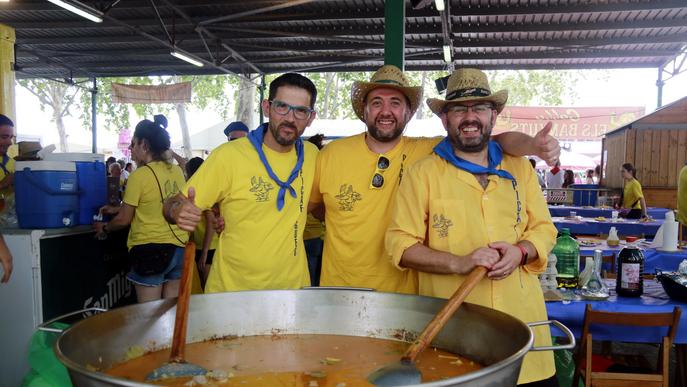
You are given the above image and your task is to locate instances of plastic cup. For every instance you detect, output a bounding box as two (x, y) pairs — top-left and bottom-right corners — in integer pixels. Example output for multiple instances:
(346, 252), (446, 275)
(570, 211), (577, 217)
(611, 210), (619, 220)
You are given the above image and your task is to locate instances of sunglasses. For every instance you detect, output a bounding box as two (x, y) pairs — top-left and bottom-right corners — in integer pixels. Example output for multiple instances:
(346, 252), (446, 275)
(370, 155), (390, 189)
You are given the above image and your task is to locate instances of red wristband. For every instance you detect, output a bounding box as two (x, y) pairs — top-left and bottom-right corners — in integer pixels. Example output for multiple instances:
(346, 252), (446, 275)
(516, 244), (528, 266)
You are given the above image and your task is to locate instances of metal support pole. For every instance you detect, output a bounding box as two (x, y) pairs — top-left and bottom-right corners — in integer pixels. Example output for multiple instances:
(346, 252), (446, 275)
(384, 0), (405, 70)
(656, 65), (664, 109)
(91, 77), (97, 153)
(259, 74), (266, 125)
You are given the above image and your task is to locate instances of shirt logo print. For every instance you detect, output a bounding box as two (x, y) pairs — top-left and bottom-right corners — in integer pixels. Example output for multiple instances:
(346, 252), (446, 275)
(335, 184), (362, 211)
(432, 214), (453, 238)
(250, 176), (274, 202)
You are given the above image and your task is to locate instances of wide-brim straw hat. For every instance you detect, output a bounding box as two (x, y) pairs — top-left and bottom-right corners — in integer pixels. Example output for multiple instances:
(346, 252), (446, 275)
(426, 68), (508, 115)
(351, 65), (423, 121)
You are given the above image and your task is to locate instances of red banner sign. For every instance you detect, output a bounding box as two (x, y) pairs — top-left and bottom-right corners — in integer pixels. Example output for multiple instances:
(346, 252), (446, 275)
(492, 106), (645, 140)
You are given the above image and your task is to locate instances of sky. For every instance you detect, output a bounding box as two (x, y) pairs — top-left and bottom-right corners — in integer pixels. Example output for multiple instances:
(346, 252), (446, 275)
(12, 67), (687, 156)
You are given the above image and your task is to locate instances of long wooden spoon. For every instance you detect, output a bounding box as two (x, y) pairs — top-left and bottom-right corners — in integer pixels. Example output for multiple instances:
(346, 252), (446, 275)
(146, 242), (207, 381)
(368, 266), (488, 386)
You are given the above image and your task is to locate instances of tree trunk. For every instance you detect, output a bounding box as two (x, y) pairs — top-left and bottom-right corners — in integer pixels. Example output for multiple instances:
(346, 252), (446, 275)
(175, 103), (193, 159)
(49, 83), (69, 152)
(236, 74), (256, 129)
(322, 72), (335, 119)
(416, 72), (427, 119)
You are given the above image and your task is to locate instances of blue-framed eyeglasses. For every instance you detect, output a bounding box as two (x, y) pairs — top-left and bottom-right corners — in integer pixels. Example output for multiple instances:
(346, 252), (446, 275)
(269, 100), (315, 120)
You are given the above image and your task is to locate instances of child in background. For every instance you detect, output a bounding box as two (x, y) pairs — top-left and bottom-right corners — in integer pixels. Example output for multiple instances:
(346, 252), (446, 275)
(185, 157), (218, 289)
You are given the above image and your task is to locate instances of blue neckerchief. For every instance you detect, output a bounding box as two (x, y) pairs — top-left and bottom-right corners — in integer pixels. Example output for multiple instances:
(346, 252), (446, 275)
(433, 138), (515, 182)
(248, 123), (304, 211)
(0, 154), (9, 175)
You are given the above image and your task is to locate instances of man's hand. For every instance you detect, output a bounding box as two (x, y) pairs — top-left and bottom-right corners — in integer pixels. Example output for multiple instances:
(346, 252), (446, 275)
(211, 205), (225, 234)
(533, 122), (560, 166)
(464, 247), (500, 273)
(0, 235), (12, 283)
(488, 241), (522, 280)
(0, 173), (13, 190)
(166, 188), (202, 232)
(99, 204), (120, 216)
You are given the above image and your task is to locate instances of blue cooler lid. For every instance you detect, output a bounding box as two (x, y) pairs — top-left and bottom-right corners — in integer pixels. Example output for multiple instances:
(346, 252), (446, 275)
(15, 160), (77, 172)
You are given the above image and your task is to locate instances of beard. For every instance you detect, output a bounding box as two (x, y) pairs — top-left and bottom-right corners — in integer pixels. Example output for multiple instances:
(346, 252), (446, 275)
(448, 119), (493, 153)
(268, 120), (300, 146)
(366, 114), (406, 143)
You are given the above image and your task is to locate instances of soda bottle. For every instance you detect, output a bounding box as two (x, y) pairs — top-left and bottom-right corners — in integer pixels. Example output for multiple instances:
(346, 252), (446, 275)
(552, 228), (580, 288)
(616, 236), (644, 297)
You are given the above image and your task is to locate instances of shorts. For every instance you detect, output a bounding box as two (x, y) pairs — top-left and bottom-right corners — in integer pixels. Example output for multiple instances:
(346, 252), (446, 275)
(195, 249), (215, 265)
(127, 246), (184, 287)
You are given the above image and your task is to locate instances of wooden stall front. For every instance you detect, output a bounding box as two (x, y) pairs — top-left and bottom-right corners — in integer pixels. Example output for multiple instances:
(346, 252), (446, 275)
(602, 96), (687, 209)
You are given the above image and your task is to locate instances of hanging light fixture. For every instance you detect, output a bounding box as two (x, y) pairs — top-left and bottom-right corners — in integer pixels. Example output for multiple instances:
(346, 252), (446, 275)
(443, 45), (452, 63)
(435, 0), (445, 12)
(47, 0), (103, 23)
(170, 50), (204, 67)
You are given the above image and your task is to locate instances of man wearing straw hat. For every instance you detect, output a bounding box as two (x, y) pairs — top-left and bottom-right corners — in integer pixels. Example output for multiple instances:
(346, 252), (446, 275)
(385, 67), (558, 386)
(309, 65), (559, 295)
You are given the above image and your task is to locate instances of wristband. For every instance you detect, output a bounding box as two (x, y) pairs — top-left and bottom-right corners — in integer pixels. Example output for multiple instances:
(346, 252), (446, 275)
(516, 244), (528, 266)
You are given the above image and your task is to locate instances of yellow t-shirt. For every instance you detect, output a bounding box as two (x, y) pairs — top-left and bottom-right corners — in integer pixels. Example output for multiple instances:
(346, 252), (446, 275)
(185, 137), (317, 293)
(192, 214), (219, 251)
(303, 213), (324, 240)
(622, 178), (643, 209)
(385, 152), (557, 384)
(678, 165), (687, 225)
(123, 161), (188, 250)
(310, 134), (439, 294)
(0, 156), (15, 197)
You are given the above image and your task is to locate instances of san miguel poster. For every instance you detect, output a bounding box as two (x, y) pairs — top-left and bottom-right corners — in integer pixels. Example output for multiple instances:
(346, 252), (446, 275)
(492, 107), (645, 140)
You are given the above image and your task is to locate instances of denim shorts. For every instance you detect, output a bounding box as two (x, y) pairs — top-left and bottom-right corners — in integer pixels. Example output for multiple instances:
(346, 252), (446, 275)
(127, 246), (184, 286)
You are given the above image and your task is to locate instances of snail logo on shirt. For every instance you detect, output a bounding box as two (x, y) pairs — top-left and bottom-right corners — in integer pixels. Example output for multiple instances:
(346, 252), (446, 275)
(432, 214), (453, 238)
(335, 184), (361, 211)
(250, 176), (274, 202)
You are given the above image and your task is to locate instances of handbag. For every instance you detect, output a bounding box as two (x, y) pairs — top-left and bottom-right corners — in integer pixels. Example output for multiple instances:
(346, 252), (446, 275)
(129, 243), (177, 276)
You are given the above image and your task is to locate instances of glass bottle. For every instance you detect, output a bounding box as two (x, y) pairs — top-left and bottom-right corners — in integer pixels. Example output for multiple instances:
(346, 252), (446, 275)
(616, 236), (644, 297)
(581, 249), (609, 299)
(552, 228), (580, 288)
(578, 257), (594, 289)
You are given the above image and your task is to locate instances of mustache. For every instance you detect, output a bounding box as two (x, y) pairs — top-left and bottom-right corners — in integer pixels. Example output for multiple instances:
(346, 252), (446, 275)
(278, 122), (297, 131)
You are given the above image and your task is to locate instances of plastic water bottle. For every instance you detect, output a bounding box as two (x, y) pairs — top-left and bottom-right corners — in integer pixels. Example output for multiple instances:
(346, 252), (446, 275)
(552, 228), (580, 288)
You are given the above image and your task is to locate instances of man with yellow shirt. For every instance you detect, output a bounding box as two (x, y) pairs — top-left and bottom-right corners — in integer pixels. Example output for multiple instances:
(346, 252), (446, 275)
(385, 68), (557, 386)
(309, 65), (560, 295)
(164, 73), (318, 293)
(0, 114), (16, 197)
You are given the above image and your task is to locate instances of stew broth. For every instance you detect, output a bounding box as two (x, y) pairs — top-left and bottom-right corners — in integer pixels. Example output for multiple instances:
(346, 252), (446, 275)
(106, 334), (482, 386)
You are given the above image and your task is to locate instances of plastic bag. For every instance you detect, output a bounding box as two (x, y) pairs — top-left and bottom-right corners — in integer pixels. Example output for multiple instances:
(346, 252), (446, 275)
(22, 322), (72, 387)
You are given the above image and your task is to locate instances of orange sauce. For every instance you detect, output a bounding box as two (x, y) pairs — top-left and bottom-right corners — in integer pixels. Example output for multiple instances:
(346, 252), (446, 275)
(106, 334), (482, 386)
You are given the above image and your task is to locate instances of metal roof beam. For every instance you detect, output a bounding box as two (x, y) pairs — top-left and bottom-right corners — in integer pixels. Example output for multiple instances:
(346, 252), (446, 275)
(446, 0), (687, 15)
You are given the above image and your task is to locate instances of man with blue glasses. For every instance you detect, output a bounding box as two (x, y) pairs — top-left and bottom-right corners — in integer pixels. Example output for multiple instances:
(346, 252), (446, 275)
(164, 73), (319, 293)
(309, 65), (560, 295)
(0, 114), (15, 197)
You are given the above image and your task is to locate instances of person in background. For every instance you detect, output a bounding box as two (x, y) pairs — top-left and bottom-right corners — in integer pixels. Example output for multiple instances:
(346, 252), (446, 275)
(224, 121), (249, 142)
(585, 169), (595, 184)
(185, 156), (218, 288)
(119, 159), (130, 183)
(163, 73), (318, 293)
(385, 67), (558, 386)
(620, 162), (647, 219)
(304, 134), (325, 286)
(678, 162), (687, 231)
(0, 234), (12, 283)
(309, 65), (560, 294)
(0, 114), (16, 196)
(529, 158), (545, 189)
(545, 160), (564, 189)
(125, 162), (133, 174)
(594, 164), (601, 183)
(95, 115), (188, 303)
(105, 156), (117, 176)
(562, 169), (575, 188)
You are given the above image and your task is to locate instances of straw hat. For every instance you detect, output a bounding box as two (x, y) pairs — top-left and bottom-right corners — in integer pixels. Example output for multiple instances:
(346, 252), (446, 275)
(426, 68), (508, 115)
(14, 141), (42, 161)
(351, 65), (423, 121)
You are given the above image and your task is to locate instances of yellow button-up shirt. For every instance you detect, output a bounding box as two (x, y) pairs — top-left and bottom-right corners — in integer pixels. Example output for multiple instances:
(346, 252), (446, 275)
(386, 152), (557, 384)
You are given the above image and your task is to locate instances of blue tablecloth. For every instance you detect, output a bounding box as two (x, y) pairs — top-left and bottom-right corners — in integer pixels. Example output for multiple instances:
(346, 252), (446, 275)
(553, 217), (663, 237)
(546, 280), (687, 343)
(549, 206), (670, 219)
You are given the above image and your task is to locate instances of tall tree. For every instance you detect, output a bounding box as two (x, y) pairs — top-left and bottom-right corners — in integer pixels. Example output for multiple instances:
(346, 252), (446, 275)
(17, 79), (80, 152)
